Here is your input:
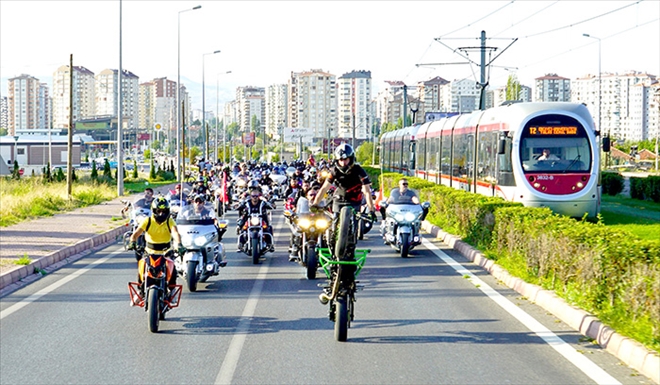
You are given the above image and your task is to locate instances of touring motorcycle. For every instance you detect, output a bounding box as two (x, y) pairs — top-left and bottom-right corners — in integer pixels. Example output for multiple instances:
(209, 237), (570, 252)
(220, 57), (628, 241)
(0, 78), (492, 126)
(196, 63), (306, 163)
(379, 200), (430, 258)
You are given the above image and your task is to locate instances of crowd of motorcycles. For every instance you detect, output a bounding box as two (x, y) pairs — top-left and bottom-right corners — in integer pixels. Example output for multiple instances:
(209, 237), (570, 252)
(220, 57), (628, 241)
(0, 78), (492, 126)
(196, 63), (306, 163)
(121, 159), (430, 338)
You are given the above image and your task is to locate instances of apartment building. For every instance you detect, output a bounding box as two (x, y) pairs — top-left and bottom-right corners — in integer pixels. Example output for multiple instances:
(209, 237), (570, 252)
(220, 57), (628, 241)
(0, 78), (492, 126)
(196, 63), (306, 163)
(38, 83), (51, 130)
(417, 76), (449, 120)
(0, 96), (7, 132)
(236, 86), (265, 133)
(7, 74), (40, 133)
(52, 65), (95, 129)
(265, 84), (287, 140)
(95, 69), (140, 129)
(443, 78), (480, 113)
(337, 70), (371, 140)
(534, 74), (571, 102)
(288, 69), (336, 140)
(572, 71), (658, 141)
(375, 80), (406, 127)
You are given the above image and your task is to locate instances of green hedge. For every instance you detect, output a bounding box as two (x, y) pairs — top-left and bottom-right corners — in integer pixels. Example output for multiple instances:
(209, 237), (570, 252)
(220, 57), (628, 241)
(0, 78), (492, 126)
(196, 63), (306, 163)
(601, 172), (624, 196)
(381, 172), (660, 352)
(630, 176), (660, 203)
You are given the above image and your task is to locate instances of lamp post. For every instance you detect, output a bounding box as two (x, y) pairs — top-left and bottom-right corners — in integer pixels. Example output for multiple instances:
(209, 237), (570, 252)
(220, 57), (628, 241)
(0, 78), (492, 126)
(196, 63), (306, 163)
(202, 50), (221, 161)
(583, 33), (604, 166)
(177, 5), (201, 193)
(216, 70), (231, 163)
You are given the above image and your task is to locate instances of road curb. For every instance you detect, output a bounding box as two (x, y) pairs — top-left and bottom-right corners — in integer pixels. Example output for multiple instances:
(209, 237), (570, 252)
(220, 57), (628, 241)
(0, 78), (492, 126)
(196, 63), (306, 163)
(0, 225), (127, 291)
(421, 221), (660, 385)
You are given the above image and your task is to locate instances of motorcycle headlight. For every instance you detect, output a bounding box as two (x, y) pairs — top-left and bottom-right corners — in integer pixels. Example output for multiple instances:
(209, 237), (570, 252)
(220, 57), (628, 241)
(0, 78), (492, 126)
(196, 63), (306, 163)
(298, 218), (311, 229)
(237, 179), (247, 187)
(315, 218), (329, 229)
(194, 233), (214, 247)
(404, 212), (416, 222)
(181, 234), (194, 247)
(395, 213), (405, 222)
(250, 216), (261, 226)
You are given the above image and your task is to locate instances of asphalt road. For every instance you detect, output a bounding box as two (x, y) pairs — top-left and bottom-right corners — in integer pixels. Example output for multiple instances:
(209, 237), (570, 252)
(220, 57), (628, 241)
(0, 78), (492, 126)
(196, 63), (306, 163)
(0, 208), (648, 385)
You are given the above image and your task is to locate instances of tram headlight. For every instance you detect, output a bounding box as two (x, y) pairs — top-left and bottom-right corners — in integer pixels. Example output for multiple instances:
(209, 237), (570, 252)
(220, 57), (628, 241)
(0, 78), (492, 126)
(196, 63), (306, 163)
(576, 182), (584, 188)
(533, 182), (541, 188)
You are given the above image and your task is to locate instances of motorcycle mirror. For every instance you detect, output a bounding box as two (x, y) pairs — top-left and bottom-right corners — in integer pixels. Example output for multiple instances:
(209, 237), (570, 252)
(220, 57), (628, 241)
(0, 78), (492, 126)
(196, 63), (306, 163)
(421, 201), (430, 209)
(380, 201), (388, 209)
(217, 219), (229, 228)
(283, 210), (292, 217)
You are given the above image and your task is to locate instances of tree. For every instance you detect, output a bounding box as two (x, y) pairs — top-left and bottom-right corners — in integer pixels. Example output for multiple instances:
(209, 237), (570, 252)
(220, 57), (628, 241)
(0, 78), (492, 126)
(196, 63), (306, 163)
(11, 160), (20, 180)
(149, 158), (156, 180)
(103, 159), (112, 179)
(356, 142), (375, 165)
(91, 160), (98, 180)
(506, 74), (521, 101)
(132, 159), (138, 178)
(192, 119), (201, 127)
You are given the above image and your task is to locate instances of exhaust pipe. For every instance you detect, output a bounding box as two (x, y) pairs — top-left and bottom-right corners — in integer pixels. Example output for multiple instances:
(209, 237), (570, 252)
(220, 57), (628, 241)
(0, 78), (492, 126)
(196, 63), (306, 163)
(319, 274), (340, 305)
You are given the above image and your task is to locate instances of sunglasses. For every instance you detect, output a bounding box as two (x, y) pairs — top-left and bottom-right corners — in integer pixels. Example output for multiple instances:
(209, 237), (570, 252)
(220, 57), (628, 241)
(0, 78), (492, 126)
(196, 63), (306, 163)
(250, 195), (260, 198)
(401, 183), (408, 186)
(195, 200), (204, 204)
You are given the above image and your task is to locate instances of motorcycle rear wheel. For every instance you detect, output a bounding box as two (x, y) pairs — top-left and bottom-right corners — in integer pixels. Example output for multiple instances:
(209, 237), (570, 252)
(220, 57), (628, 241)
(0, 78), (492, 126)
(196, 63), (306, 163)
(400, 233), (410, 258)
(335, 206), (353, 259)
(147, 288), (160, 333)
(334, 295), (349, 342)
(186, 261), (198, 292)
(251, 237), (260, 265)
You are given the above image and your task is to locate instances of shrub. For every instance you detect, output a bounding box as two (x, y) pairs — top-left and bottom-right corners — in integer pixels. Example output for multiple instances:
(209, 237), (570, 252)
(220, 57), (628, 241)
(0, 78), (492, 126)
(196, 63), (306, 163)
(103, 159), (112, 179)
(91, 160), (98, 180)
(149, 158), (156, 180)
(601, 172), (624, 196)
(132, 159), (138, 179)
(630, 177), (645, 200)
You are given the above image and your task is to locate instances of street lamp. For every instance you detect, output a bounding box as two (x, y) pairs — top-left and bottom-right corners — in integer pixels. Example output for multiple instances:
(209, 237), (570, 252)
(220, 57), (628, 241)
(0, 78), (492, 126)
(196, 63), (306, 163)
(583, 33), (604, 165)
(202, 50), (221, 161)
(216, 70), (232, 163)
(410, 98), (420, 125)
(177, 5), (201, 195)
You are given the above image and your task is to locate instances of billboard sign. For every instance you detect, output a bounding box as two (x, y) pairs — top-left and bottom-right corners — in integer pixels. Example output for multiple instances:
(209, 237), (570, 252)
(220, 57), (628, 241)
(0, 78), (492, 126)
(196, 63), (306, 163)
(242, 132), (256, 146)
(283, 127), (314, 143)
(138, 133), (151, 141)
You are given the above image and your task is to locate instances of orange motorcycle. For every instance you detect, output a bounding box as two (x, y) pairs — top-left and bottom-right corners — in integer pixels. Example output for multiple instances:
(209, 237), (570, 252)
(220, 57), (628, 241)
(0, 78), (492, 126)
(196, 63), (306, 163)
(128, 247), (182, 333)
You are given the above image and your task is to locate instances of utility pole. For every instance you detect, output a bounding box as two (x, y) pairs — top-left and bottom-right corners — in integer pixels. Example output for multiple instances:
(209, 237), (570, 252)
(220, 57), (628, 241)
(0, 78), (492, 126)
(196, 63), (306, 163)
(66, 54), (74, 199)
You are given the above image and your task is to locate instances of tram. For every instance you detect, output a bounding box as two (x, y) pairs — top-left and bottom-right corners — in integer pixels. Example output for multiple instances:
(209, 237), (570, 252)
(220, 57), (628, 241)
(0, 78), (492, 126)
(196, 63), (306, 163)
(380, 102), (608, 219)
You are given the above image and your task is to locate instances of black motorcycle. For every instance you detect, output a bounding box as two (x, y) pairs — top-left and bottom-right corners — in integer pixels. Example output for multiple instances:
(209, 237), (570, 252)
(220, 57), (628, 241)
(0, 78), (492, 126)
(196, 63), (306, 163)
(318, 205), (372, 341)
(285, 209), (330, 280)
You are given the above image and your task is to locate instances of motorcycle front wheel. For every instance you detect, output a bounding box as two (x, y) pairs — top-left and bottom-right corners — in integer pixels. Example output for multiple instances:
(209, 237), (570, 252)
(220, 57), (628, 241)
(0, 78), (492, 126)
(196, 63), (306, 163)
(186, 261), (198, 292)
(305, 244), (318, 280)
(147, 287), (160, 333)
(400, 233), (410, 258)
(335, 206), (353, 259)
(251, 237), (260, 265)
(334, 295), (349, 342)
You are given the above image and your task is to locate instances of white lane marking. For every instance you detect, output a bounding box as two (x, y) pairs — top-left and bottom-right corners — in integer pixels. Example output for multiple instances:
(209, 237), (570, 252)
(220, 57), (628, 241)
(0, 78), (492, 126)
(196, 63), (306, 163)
(422, 238), (621, 385)
(215, 215), (282, 385)
(0, 248), (124, 321)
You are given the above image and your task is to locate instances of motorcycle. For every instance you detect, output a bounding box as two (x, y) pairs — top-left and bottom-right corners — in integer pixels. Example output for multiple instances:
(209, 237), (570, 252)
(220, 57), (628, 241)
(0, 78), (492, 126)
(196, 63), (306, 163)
(174, 203), (228, 292)
(379, 200), (430, 258)
(284, 207), (330, 280)
(128, 247), (182, 333)
(356, 189), (378, 240)
(238, 212), (273, 265)
(166, 191), (188, 220)
(121, 200), (151, 261)
(318, 205), (373, 341)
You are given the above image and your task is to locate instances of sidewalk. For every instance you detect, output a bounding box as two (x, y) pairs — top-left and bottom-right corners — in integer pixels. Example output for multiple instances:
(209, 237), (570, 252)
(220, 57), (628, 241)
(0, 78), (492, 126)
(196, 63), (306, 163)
(0, 192), (142, 290)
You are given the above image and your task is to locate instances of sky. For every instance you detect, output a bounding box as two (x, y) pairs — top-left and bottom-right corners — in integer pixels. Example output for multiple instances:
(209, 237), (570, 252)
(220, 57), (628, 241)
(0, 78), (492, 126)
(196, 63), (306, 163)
(1, 0), (659, 111)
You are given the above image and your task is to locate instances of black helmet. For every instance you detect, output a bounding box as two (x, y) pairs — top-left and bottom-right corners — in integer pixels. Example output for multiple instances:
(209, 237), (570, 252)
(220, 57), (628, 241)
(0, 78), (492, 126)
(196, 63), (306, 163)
(248, 180), (261, 190)
(334, 143), (355, 173)
(151, 196), (170, 224)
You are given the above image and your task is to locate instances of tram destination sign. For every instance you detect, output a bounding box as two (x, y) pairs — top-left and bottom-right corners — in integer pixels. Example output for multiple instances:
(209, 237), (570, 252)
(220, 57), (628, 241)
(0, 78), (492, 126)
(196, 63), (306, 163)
(528, 126), (578, 135)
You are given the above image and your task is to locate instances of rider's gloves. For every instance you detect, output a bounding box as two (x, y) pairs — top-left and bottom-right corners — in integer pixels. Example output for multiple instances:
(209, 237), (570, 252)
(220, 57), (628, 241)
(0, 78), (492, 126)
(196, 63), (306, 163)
(128, 241), (137, 250)
(177, 245), (186, 255)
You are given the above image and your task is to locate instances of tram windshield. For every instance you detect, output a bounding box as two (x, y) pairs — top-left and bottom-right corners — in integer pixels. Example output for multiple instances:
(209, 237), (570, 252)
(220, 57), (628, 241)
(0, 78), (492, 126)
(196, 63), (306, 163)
(519, 116), (592, 173)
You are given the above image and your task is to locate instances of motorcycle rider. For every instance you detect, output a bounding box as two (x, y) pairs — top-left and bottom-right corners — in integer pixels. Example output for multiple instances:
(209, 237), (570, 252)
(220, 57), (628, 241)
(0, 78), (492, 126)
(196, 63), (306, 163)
(128, 197), (182, 305)
(192, 176), (209, 199)
(312, 143), (376, 220)
(383, 178), (428, 221)
(122, 188), (154, 218)
(288, 183), (323, 261)
(236, 188), (275, 252)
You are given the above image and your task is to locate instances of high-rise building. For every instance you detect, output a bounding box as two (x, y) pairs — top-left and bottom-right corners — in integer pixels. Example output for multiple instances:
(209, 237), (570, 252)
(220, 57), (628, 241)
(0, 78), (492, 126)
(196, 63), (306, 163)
(0, 96), (7, 132)
(442, 78), (480, 113)
(265, 84), (287, 140)
(8, 74), (40, 133)
(337, 70), (371, 140)
(52, 65), (95, 129)
(572, 71), (657, 141)
(375, 80), (406, 127)
(95, 69), (140, 129)
(38, 83), (51, 130)
(417, 76), (449, 120)
(288, 69), (337, 140)
(534, 74), (571, 102)
(236, 86), (265, 134)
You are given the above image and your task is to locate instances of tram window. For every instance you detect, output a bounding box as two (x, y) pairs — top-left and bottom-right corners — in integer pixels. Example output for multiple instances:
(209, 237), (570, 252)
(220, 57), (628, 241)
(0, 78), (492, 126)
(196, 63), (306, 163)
(521, 137), (591, 172)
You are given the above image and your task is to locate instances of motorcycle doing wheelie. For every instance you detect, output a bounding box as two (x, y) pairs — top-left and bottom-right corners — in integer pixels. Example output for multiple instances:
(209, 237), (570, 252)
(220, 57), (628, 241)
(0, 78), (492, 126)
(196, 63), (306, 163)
(284, 206), (330, 280)
(379, 200), (430, 258)
(174, 203), (228, 292)
(317, 202), (372, 341)
(128, 246), (182, 333)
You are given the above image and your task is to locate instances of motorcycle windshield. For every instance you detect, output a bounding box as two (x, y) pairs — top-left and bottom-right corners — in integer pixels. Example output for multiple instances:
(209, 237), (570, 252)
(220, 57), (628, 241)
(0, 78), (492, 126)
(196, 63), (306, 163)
(176, 204), (217, 226)
(388, 189), (420, 205)
(386, 204), (424, 223)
